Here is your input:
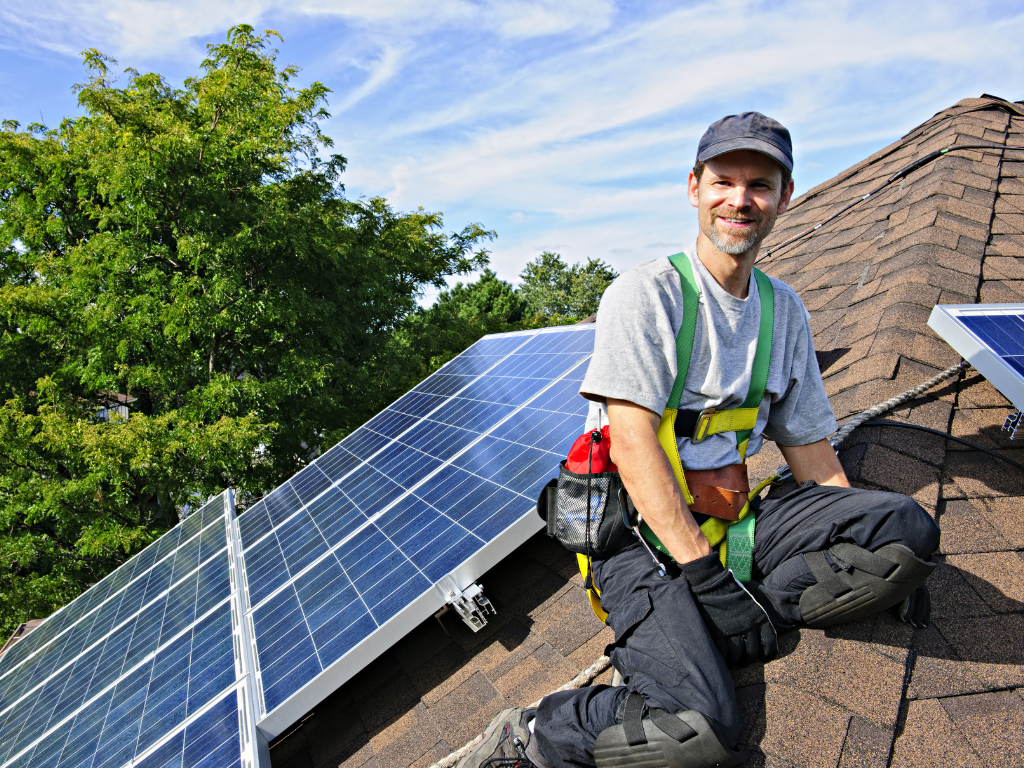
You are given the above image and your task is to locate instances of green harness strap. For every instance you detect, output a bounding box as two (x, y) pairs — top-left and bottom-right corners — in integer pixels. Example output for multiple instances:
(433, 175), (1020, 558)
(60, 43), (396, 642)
(666, 253), (701, 411)
(655, 252), (775, 580)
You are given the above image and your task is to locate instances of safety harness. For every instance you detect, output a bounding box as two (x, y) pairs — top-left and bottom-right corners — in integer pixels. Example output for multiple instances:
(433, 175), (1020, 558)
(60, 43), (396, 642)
(581, 251), (777, 622)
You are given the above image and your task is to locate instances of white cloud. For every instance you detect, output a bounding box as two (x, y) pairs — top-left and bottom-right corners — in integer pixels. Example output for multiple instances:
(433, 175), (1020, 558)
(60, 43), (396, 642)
(0, 0), (611, 60)
(326, 0), (1024, 277)
(2, 0), (1022, 282)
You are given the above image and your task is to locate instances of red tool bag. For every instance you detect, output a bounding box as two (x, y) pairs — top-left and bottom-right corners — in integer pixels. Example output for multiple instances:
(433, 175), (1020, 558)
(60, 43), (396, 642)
(565, 425), (616, 474)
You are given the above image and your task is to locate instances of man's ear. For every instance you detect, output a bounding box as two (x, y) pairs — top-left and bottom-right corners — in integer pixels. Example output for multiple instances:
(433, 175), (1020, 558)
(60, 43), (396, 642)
(687, 170), (700, 208)
(777, 178), (795, 215)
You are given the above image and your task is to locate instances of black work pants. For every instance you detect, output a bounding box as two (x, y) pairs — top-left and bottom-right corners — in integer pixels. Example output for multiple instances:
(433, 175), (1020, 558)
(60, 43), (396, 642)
(532, 482), (939, 768)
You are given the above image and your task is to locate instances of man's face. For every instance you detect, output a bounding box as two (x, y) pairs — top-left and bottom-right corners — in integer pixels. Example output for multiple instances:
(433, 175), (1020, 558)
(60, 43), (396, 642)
(687, 150), (794, 258)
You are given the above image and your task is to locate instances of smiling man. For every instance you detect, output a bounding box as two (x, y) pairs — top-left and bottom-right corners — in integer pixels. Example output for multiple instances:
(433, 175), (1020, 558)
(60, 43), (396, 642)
(459, 113), (940, 768)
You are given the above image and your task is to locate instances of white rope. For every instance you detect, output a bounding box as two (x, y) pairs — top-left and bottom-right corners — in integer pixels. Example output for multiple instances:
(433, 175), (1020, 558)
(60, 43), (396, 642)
(830, 359), (969, 449)
(427, 656), (612, 768)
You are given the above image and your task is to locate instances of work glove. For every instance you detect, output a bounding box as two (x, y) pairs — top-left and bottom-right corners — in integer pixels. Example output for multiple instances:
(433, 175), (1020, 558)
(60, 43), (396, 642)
(896, 584), (930, 628)
(679, 552), (778, 666)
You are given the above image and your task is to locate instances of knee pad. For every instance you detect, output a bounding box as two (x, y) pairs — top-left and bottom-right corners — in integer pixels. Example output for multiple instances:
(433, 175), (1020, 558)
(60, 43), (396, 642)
(593, 694), (747, 768)
(799, 543), (935, 628)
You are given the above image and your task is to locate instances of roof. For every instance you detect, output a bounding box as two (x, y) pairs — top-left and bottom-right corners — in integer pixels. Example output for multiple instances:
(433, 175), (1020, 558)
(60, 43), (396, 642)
(268, 95), (1024, 768)
(0, 621), (44, 659)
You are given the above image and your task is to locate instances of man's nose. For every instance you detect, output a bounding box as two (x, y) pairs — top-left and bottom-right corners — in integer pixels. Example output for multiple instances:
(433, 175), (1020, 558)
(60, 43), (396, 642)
(724, 185), (753, 208)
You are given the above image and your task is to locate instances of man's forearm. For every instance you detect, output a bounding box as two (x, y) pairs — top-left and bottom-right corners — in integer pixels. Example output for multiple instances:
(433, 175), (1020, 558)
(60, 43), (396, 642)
(607, 399), (713, 564)
(779, 438), (850, 487)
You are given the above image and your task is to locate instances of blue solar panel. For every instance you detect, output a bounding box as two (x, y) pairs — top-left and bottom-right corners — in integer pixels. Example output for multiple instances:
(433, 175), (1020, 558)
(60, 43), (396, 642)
(237, 326), (594, 729)
(0, 324), (598, 761)
(929, 304), (1024, 411)
(0, 492), (259, 768)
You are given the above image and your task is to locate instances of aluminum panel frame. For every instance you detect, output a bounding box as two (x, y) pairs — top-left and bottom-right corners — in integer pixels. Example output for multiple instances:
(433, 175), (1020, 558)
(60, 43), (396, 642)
(928, 303), (1024, 411)
(254, 509), (543, 740)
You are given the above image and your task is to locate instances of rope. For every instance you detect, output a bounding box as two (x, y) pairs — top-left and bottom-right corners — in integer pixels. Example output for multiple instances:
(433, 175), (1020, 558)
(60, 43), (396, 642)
(428, 656), (612, 768)
(428, 360), (971, 768)
(770, 359), (971, 480)
(830, 360), (970, 449)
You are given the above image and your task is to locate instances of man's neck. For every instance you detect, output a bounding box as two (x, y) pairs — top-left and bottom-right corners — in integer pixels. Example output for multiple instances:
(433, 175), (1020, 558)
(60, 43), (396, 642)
(694, 233), (756, 299)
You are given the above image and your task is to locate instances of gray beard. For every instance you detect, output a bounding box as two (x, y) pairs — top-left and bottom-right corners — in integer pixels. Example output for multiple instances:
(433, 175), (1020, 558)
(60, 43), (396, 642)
(708, 227), (759, 255)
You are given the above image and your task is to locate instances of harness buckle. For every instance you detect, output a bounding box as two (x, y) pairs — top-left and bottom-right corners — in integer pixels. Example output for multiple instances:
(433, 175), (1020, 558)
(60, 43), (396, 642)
(692, 408), (716, 443)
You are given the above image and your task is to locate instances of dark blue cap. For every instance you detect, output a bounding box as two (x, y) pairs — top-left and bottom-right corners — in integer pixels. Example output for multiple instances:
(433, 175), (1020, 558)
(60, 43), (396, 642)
(696, 112), (793, 172)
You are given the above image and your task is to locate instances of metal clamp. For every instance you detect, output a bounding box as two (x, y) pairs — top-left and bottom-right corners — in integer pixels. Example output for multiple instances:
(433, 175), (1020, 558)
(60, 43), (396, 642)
(691, 408), (716, 443)
(437, 582), (496, 632)
(1003, 410), (1023, 440)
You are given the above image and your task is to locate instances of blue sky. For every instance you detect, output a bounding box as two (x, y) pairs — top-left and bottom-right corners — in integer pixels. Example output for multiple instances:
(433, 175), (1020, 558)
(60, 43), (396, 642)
(2, 0), (1023, 300)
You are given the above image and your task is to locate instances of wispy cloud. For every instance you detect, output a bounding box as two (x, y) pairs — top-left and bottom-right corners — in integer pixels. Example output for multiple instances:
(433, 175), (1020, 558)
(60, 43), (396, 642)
(1, 0), (1022, 282)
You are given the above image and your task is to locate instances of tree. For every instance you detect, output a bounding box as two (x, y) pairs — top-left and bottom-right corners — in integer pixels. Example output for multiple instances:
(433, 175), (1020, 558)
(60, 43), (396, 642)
(382, 269), (526, 396)
(433, 268), (526, 326)
(518, 252), (618, 321)
(0, 26), (492, 634)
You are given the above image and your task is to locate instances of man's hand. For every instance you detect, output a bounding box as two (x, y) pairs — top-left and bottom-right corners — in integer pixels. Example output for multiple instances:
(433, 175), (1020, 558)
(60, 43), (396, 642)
(779, 438), (850, 487)
(680, 552), (778, 665)
(606, 399), (712, 565)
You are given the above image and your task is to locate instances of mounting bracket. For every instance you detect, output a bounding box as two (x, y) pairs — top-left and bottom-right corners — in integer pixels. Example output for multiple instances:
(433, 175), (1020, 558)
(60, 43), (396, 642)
(434, 582), (496, 632)
(1004, 410), (1023, 440)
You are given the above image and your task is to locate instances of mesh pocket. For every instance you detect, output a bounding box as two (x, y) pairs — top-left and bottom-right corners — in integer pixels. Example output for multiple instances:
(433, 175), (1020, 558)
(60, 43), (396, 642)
(554, 463), (616, 554)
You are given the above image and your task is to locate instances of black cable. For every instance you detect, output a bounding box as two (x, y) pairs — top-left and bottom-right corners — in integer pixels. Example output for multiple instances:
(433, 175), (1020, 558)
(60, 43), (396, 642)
(861, 419), (1024, 475)
(756, 142), (1024, 264)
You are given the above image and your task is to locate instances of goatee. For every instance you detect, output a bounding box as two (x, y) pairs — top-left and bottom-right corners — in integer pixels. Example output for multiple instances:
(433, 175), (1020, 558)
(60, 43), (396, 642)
(708, 226), (759, 255)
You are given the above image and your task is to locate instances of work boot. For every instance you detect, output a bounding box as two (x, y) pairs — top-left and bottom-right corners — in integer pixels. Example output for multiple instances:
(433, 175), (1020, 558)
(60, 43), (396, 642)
(896, 583), (930, 627)
(456, 707), (538, 768)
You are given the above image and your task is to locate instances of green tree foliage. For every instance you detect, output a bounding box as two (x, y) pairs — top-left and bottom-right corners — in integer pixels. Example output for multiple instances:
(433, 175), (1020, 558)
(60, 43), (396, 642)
(384, 269), (526, 395)
(382, 253), (619, 400)
(0, 26), (491, 633)
(518, 251), (618, 321)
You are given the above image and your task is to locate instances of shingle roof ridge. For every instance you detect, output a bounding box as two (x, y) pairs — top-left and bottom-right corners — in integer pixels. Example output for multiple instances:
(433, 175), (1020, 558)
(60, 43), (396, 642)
(780, 96), (1023, 218)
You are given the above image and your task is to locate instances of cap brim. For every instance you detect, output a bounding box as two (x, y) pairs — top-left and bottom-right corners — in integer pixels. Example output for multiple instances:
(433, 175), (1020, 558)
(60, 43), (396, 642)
(697, 137), (793, 172)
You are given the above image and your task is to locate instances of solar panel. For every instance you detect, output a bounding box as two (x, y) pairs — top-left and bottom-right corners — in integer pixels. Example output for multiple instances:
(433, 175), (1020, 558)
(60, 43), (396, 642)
(0, 324), (597, 764)
(928, 303), (1024, 410)
(0, 492), (266, 768)
(237, 325), (595, 737)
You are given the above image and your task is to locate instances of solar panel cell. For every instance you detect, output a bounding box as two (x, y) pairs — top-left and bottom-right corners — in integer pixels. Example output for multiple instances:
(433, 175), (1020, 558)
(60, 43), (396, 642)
(261, 649), (319, 713)
(313, 442), (364, 481)
(289, 464), (333, 505)
(305, 489), (366, 548)
(312, 610), (377, 669)
(179, 689), (242, 768)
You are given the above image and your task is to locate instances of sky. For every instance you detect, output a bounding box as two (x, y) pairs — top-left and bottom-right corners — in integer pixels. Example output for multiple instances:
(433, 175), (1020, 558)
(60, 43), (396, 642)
(1, 0), (1023, 300)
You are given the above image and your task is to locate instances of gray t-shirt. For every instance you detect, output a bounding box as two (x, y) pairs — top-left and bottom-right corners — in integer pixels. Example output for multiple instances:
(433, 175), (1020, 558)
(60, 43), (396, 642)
(580, 247), (836, 470)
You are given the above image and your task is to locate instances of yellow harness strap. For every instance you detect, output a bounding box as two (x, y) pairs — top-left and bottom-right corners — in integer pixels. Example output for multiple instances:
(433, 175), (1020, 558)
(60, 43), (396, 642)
(577, 553), (609, 622)
(656, 407), (759, 506)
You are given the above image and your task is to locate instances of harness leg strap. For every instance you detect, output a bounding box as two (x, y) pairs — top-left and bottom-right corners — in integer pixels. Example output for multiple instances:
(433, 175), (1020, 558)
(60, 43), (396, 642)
(593, 693), (748, 768)
(799, 543), (936, 628)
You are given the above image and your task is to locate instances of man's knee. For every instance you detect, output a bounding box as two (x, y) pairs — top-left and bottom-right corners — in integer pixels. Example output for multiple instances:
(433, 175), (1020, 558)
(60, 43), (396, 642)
(799, 541), (936, 628)
(593, 694), (747, 768)
(877, 491), (939, 559)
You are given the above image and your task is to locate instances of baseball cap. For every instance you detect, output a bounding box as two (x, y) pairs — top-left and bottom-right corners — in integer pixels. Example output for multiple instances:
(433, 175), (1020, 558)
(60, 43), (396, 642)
(696, 112), (793, 172)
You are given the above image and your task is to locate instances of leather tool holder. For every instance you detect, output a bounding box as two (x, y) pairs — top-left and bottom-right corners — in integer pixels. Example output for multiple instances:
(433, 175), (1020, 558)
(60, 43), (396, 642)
(685, 464), (749, 522)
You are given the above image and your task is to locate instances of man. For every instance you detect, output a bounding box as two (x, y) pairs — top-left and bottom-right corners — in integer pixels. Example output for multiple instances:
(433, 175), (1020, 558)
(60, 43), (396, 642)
(459, 113), (939, 768)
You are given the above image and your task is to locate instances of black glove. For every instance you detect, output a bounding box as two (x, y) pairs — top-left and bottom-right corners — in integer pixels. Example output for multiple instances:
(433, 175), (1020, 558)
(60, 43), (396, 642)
(679, 552), (778, 666)
(896, 584), (930, 628)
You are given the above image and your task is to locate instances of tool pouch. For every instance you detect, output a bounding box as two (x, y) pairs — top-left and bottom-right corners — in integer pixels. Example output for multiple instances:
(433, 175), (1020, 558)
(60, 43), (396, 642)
(536, 461), (629, 556)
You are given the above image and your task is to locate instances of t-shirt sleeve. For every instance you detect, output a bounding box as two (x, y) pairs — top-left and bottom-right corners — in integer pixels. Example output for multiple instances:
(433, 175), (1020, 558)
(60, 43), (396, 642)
(579, 263), (680, 415)
(762, 287), (838, 446)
